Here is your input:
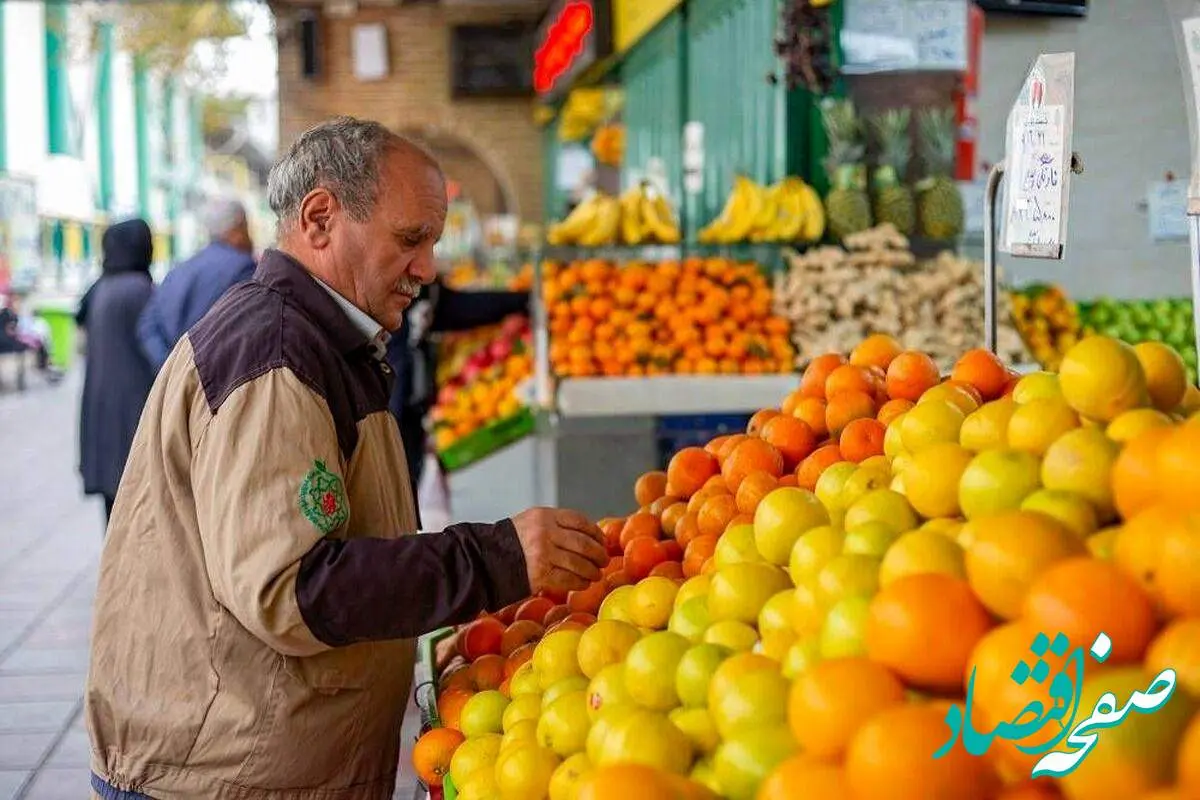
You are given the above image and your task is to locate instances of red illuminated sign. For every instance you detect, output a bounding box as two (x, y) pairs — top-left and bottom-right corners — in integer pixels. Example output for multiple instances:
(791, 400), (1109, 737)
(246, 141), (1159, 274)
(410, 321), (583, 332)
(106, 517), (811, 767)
(534, 1), (594, 95)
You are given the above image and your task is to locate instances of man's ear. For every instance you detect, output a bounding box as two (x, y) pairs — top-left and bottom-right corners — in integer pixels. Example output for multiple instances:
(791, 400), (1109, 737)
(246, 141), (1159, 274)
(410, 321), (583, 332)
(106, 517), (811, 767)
(298, 188), (336, 249)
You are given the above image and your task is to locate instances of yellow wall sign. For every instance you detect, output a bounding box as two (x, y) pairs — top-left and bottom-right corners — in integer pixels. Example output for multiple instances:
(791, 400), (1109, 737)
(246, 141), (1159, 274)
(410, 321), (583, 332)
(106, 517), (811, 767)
(613, 0), (682, 54)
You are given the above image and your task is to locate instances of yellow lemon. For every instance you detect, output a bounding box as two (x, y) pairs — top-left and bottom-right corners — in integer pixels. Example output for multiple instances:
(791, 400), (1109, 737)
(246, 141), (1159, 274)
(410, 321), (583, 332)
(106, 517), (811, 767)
(842, 488), (918, 535)
(1012, 371), (1062, 404)
(959, 397), (1017, 452)
(816, 553), (880, 606)
(900, 400), (965, 453)
(1106, 407), (1174, 443)
(814, 462), (859, 513)
(1020, 488), (1099, 539)
(753, 487), (829, 566)
(627, 577), (679, 631)
(787, 525), (845, 587)
(1006, 397), (1080, 456)
(878, 529), (966, 586)
(1058, 336), (1149, 422)
(1134, 341), (1188, 412)
(958, 449), (1042, 520)
(883, 419), (908, 458)
(1041, 427), (1121, 521)
(919, 381), (980, 415)
(1088, 525), (1121, 560)
(902, 442), (973, 519)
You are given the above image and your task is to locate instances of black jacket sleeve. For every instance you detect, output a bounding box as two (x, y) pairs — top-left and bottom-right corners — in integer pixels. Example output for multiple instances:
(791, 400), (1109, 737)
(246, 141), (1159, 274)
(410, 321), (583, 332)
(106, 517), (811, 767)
(431, 283), (531, 333)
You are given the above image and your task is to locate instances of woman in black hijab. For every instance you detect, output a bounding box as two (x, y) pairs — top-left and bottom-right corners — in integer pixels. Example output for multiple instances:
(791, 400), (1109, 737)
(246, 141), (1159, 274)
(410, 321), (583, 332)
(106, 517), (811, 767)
(76, 218), (156, 525)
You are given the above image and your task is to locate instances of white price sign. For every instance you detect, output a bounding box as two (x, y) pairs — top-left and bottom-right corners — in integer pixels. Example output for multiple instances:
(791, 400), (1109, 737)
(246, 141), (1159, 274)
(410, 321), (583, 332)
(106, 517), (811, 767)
(1001, 53), (1076, 259)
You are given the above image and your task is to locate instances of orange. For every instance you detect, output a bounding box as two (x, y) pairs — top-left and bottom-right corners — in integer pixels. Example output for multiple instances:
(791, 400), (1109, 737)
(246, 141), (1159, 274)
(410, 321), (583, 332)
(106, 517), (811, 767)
(758, 755), (851, 799)
(621, 512), (662, 549)
(761, 415), (818, 470)
(877, 398), (914, 426)
(886, 351), (941, 402)
(995, 781), (1066, 800)
(722, 438), (785, 491)
(412, 727), (465, 787)
(787, 657), (905, 759)
(667, 448), (721, 499)
(705, 435), (733, 459)
(1134, 341), (1188, 412)
(845, 703), (999, 800)
(1146, 618), (1200, 696)
(826, 390), (876, 439)
(501, 620), (545, 657)
(964, 510), (1086, 619)
(963, 621), (1072, 776)
(568, 582), (608, 617)
(865, 573), (992, 692)
(800, 353), (847, 400)
(600, 518), (626, 556)
(470, 654), (508, 692)
(625, 538), (669, 581)
(826, 364), (876, 398)
(1156, 425), (1200, 512)
(792, 397), (829, 439)
(578, 764), (714, 800)
(1058, 335), (1149, 422)
(1113, 426), (1172, 520)
(850, 334), (902, 371)
(747, 408), (780, 436)
(839, 418), (886, 463)
(687, 482), (728, 515)
(1023, 558), (1157, 665)
(952, 348), (1010, 401)
(780, 390), (804, 417)
(697, 493), (739, 538)
(635, 471), (670, 508)
(1158, 512), (1200, 616)
(1178, 712), (1200, 792)
(674, 511), (702, 548)
(661, 502), (688, 538)
(459, 617), (505, 660)
(438, 688), (473, 730)
(1114, 504), (1177, 609)
(716, 434), (750, 464)
(796, 444), (844, 491)
(734, 471), (778, 516)
(505, 644), (535, 679)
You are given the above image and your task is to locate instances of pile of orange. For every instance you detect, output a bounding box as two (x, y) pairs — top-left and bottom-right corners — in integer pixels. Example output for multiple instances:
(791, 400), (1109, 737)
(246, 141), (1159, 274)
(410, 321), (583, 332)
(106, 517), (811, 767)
(431, 353), (530, 451)
(414, 332), (1200, 800)
(543, 257), (794, 378)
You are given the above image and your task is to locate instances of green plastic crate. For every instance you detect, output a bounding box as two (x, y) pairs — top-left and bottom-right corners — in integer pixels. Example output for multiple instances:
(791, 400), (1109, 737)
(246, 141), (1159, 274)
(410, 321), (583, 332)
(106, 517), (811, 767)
(437, 408), (535, 473)
(415, 628), (459, 799)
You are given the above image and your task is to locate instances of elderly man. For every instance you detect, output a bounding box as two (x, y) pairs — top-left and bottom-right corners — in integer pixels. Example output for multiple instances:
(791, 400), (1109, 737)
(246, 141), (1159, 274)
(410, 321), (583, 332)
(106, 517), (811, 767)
(136, 197), (257, 371)
(86, 117), (607, 799)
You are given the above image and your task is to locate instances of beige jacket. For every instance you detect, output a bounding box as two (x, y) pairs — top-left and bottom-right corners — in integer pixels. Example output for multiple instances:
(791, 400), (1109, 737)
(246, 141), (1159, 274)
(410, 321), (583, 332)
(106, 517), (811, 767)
(87, 251), (529, 799)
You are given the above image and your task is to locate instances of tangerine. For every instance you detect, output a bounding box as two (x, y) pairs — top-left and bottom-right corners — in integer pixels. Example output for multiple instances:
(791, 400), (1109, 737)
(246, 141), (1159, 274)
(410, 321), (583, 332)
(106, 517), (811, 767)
(796, 444), (844, 491)
(412, 727), (464, 787)
(1146, 618), (1200, 696)
(625, 538), (670, 581)
(438, 688), (473, 730)
(839, 417), (886, 463)
(757, 754), (851, 799)
(1157, 425), (1200, 512)
(952, 348), (1010, 401)
(667, 448), (721, 499)
(826, 364), (876, 398)
(800, 353), (847, 400)
(722, 438), (785, 491)
(877, 398), (914, 426)
(1134, 341), (1188, 412)
(1023, 558), (1156, 665)
(620, 512), (662, 549)
(826, 390), (876, 439)
(661, 502), (688, 538)
(787, 657), (905, 759)
(1157, 512), (1200, 616)
(865, 573), (992, 692)
(850, 334), (902, 371)
(697, 493), (739, 538)
(674, 511), (702, 547)
(761, 415), (817, 470)
(459, 617), (505, 660)
(792, 396), (829, 439)
(886, 351), (941, 402)
(501, 620), (545, 657)
(734, 471), (778, 516)
(747, 408), (780, 436)
(635, 471), (670, 508)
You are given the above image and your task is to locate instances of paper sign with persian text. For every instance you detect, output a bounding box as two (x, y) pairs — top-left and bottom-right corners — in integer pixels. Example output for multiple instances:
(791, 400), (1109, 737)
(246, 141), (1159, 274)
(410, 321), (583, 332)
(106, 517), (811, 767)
(1002, 53), (1076, 259)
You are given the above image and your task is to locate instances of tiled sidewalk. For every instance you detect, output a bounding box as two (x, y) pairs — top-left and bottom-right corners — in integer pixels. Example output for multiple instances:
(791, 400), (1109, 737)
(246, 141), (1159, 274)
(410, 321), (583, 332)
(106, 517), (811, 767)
(0, 373), (425, 800)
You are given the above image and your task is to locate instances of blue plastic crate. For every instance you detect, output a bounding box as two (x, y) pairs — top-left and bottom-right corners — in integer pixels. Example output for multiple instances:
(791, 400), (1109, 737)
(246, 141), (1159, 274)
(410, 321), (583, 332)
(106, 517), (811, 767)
(655, 413), (751, 468)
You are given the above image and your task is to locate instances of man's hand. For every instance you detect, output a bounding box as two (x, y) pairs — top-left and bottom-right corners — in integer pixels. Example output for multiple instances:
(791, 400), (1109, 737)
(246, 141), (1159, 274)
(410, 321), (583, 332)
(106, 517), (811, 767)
(511, 508), (608, 596)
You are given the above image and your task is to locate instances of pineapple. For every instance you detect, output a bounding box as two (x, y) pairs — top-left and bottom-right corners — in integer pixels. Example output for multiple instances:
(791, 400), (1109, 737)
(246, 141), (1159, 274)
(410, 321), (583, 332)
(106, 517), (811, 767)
(916, 107), (965, 241)
(869, 109), (916, 235)
(820, 98), (873, 242)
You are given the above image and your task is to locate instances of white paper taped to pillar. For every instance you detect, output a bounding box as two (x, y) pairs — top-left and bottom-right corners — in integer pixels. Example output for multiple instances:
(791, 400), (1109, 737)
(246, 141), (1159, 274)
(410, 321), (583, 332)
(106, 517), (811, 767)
(1000, 52), (1076, 260)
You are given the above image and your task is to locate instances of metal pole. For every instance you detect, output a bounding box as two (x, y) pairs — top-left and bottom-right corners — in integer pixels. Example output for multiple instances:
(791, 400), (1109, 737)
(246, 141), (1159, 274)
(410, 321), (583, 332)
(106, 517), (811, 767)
(1189, 211), (1200, 367)
(983, 161), (1006, 355)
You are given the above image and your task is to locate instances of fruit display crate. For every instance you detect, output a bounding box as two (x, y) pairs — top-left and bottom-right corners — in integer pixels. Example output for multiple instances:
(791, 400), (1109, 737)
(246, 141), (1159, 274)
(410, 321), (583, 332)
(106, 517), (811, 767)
(554, 375), (801, 418)
(537, 243), (792, 272)
(438, 408), (536, 473)
(413, 627), (457, 800)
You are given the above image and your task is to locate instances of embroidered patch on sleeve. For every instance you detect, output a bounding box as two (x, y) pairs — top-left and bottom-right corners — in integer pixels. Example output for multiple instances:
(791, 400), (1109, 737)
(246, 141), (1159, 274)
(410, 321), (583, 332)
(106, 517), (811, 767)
(298, 459), (349, 535)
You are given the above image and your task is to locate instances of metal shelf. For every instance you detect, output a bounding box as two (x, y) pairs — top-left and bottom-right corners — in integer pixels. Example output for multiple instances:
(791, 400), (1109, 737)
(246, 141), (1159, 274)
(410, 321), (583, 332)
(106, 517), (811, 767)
(553, 374), (800, 418)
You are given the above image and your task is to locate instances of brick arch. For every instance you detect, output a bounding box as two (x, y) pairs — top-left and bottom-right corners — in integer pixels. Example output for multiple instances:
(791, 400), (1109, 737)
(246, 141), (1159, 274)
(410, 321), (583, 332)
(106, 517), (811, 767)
(394, 122), (521, 219)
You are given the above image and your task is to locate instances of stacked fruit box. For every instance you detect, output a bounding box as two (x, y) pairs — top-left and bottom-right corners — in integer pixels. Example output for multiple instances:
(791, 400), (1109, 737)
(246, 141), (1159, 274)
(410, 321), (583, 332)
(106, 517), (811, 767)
(412, 330), (1200, 799)
(432, 314), (534, 471)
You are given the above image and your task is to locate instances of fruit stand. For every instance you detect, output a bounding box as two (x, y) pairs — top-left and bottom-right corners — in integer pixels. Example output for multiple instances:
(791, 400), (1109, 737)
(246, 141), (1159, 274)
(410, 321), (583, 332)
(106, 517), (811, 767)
(411, 329), (1200, 800)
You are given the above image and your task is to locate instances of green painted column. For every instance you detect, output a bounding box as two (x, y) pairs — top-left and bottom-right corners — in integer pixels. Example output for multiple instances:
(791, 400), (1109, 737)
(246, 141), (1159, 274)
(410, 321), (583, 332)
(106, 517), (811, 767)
(44, 1), (72, 155)
(162, 77), (178, 224)
(133, 58), (150, 218)
(95, 23), (114, 212)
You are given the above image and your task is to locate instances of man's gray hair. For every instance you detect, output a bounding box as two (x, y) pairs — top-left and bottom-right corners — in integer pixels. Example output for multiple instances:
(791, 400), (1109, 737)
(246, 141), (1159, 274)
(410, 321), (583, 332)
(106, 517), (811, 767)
(203, 197), (247, 239)
(267, 116), (439, 228)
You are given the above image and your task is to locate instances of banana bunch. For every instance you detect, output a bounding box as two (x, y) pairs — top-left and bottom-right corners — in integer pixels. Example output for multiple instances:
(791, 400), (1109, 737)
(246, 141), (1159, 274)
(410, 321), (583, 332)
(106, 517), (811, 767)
(617, 182), (682, 246)
(546, 193), (622, 247)
(697, 176), (826, 245)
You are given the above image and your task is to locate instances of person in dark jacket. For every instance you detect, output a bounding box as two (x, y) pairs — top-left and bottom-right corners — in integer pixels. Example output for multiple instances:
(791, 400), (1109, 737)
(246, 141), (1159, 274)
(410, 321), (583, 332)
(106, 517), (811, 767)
(137, 197), (256, 371)
(387, 277), (529, 501)
(77, 218), (156, 524)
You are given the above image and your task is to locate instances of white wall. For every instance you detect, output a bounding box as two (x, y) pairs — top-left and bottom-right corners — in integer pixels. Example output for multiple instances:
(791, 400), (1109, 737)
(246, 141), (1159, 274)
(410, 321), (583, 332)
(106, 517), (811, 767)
(979, 3), (1191, 300)
(5, 2), (47, 179)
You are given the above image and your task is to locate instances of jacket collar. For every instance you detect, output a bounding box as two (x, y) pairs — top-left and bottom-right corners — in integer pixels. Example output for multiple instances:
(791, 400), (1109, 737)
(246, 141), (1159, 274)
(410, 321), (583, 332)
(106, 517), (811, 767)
(254, 249), (376, 358)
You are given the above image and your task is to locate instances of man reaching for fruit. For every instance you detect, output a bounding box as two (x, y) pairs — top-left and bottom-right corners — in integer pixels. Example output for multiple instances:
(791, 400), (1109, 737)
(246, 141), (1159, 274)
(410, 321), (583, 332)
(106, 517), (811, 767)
(85, 117), (607, 800)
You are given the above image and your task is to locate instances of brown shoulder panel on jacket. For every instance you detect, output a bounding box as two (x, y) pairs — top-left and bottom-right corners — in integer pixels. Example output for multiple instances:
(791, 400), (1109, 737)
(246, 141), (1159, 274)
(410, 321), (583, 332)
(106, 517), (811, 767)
(296, 519), (531, 644)
(187, 254), (391, 460)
